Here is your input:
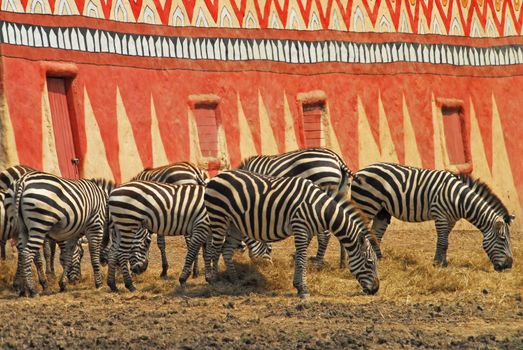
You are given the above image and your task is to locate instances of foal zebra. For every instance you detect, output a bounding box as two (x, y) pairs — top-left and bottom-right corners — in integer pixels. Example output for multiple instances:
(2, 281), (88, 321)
(238, 148), (357, 266)
(107, 181), (211, 292)
(350, 163), (514, 271)
(205, 170), (379, 298)
(5, 172), (114, 296)
(130, 162), (208, 278)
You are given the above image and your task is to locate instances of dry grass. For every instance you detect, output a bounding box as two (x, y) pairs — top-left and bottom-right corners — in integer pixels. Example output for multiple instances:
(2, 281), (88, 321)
(0, 229), (521, 303)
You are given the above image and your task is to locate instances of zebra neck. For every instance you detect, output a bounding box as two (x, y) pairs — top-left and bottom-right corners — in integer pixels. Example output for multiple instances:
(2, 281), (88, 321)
(460, 187), (498, 234)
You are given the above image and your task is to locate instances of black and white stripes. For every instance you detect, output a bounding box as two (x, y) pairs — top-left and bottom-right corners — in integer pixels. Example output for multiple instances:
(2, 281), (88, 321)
(107, 181), (211, 292)
(4, 172), (114, 296)
(351, 162), (514, 271)
(2, 20), (523, 66)
(205, 170), (379, 297)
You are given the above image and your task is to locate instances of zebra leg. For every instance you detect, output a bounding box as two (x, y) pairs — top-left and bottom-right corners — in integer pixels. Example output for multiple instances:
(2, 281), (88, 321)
(117, 248), (135, 292)
(20, 244), (42, 297)
(85, 231), (103, 289)
(370, 210), (390, 259)
(43, 238), (56, 277)
(157, 234), (169, 279)
(202, 235), (214, 283)
(292, 230), (311, 298)
(313, 231), (330, 267)
(339, 244), (348, 269)
(210, 227), (227, 283)
(183, 234), (200, 279)
(58, 240), (75, 292)
(13, 239), (25, 292)
(33, 248), (49, 293)
(433, 219), (455, 267)
(179, 227), (208, 287)
(107, 238), (119, 292)
(222, 237), (239, 284)
(114, 229), (135, 292)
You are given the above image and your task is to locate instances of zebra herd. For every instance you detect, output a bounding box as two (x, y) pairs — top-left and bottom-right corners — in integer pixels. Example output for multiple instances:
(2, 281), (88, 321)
(0, 148), (515, 298)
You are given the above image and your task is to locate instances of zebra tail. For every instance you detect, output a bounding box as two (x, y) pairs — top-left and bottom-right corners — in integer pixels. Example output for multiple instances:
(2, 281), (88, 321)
(101, 205), (112, 251)
(8, 177), (27, 233)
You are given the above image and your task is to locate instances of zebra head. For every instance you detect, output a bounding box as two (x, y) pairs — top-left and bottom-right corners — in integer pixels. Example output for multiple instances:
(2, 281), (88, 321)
(483, 215), (514, 272)
(346, 223), (380, 295)
(130, 229), (152, 274)
(67, 241), (85, 283)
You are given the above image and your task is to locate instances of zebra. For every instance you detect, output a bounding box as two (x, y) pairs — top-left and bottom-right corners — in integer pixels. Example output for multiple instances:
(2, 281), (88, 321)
(237, 147), (358, 266)
(5, 171), (114, 296)
(129, 162), (208, 279)
(204, 170), (379, 298)
(107, 181), (211, 292)
(0, 166), (86, 288)
(350, 162), (514, 271)
(0, 165), (35, 260)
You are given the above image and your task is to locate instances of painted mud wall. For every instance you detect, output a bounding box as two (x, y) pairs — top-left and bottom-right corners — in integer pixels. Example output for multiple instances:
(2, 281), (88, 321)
(1, 0), (522, 229)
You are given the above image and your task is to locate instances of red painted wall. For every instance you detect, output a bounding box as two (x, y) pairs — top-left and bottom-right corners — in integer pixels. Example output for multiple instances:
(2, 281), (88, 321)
(1, 13), (522, 209)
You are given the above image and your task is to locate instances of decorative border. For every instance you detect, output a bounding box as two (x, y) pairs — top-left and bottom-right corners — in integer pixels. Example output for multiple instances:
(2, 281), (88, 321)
(1, 0), (523, 37)
(2, 20), (523, 67)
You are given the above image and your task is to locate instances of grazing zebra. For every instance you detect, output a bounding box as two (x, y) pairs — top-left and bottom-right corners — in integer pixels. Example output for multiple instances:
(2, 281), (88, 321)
(350, 163), (514, 271)
(107, 181), (211, 292)
(205, 170), (379, 298)
(5, 172), (114, 296)
(129, 162), (208, 278)
(0, 165), (35, 260)
(238, 147), (357, 266)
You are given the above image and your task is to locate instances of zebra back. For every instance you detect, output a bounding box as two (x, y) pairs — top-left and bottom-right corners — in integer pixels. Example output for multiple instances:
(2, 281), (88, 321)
(6, 172), (112, 240)
(132, 162), (208, 186)
(239, 148), (353, 193)
(0, 165), (36, 191)
(109, 181), (208, 236)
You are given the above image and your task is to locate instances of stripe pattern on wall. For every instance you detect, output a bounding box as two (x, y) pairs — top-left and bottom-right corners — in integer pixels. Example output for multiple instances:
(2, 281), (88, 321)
(2, 21), (523, 66)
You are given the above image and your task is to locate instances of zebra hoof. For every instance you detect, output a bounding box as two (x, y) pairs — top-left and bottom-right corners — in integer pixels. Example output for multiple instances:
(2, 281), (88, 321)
(310, 256), (324, 269)
(59, 282), (67, 292)
(28, 289), (39, 298)
(126, 284), (136, 292)
(298, 291), (310, 299)
(296, 285), (310, 298)
(192, 270), (200, 279)
(433, 259), (448, 268)
(160, 273), (169, 280)
(108, 281), (118, 293)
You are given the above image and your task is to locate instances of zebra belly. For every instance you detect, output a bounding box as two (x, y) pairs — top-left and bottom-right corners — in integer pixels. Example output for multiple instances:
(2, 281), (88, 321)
(48, 229), (84, 242)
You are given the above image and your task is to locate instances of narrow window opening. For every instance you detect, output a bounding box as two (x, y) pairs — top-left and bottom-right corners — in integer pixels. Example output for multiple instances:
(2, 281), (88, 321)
(442, 104), (466, 165)
(194, 102), (219, 158)
(302, 101), (325, 148)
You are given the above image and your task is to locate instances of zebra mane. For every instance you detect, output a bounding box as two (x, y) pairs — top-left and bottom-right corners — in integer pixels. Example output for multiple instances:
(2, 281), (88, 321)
(238, 155), (260, 169)
(91, 178), (116, 195)
(458, 174), (512, 224)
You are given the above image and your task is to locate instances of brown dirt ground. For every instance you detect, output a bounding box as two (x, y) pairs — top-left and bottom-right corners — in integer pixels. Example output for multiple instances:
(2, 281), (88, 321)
(0, 228), (522, 349)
